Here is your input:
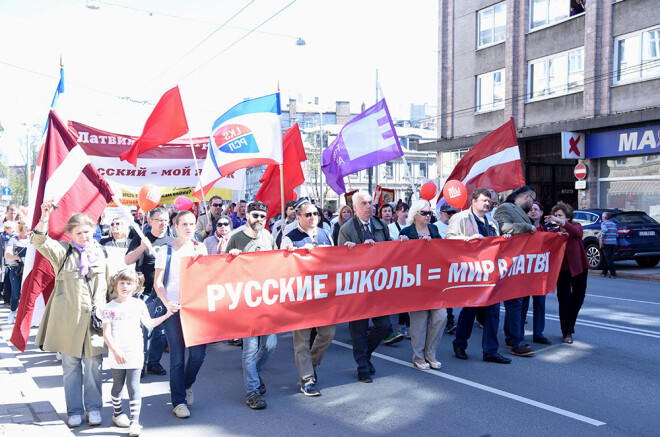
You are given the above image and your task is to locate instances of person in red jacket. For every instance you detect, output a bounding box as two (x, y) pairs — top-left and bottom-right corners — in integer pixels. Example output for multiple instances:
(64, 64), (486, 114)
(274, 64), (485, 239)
(545, 202), (590, 344)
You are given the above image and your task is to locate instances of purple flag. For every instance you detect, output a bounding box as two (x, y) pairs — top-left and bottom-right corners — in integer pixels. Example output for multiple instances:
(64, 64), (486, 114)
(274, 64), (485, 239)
(322, 99), (403, 194)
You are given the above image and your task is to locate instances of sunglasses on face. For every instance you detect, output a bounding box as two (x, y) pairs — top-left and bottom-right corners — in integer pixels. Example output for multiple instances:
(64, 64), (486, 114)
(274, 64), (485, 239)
(211, 203), (222, 207)
(250, 213), (267, 220)
(217, 222), (230, 227)
(419, 211), (433, 217)
(446, 211), (456, 216)
(303, 211), (319, 218)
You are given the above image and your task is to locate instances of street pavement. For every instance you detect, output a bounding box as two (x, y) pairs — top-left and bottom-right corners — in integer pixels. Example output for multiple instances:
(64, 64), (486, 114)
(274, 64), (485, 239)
(1, 271), (659, 436)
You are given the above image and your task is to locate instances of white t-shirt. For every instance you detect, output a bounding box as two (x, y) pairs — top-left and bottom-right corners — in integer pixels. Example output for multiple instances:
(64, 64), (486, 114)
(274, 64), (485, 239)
(155, 242), (201, 303)
(388, 222), (403, 240)
(102, 298), (148, 369)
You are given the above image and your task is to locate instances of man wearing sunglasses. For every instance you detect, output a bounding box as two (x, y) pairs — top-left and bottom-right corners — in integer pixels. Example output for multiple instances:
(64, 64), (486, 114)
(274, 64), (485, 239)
(225, 201), (278, 410)
(280, 199), (334, 397)
(195, 196), (224, 239)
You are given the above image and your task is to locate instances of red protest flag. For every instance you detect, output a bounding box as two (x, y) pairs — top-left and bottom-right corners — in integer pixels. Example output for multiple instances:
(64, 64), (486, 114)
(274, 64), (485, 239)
(255, 123), (306, 226)
(437, 117), (525, 209)
(120, 85), (189, 166)
(11, 110), (114, 352)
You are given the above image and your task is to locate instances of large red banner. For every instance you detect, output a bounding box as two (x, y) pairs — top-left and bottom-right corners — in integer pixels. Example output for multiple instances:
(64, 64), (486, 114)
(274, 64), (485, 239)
(179, 233), (567, 346)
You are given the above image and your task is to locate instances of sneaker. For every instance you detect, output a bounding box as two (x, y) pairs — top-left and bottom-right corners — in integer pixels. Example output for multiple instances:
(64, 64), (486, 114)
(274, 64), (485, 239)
(173, 404), (190, 418)
(300, 383), (321, 397)
(7, 311), (16, 324)
(112, 413), (130, 428)
(129, 422), (143, 437)
(227, 339), (243, 346)
(87, 410), (102, 426)
(55, 352), (62, 362)
(185, 388), (194, 406)
(146, 363), (167, 375)
(258, 376), (266, 395)
(397, 325), (408, 337)
(383, 332), (404, 345)
(246, 392), (267, 409)
(67, 414), (83, 428)
(510, 345), (535, 357)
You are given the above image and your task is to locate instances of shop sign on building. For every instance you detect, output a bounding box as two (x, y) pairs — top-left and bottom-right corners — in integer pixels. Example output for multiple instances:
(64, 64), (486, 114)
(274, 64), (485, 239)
(586, 124), (660, 159)
(561, 131), (585, 159)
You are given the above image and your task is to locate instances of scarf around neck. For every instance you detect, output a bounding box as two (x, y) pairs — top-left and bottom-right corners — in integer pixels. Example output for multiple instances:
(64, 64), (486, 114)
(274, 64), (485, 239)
(73, 241), (100, 276)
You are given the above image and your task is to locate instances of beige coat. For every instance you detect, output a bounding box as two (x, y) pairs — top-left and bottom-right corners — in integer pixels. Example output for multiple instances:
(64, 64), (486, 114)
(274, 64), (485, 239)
(445, 208), (500, 239)
(32, 233), (108, 358)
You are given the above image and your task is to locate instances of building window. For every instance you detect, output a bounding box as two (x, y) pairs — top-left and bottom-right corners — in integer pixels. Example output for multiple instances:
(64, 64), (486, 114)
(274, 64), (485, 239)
(529, 48), (584, 100)
(477, 69), (505, 112)
(615, 25), (660, 84)
(477, 2), (506, 49)
(441, 149), (468, 180)
(385, 162), (394, 179)
(530, 0), (571, 30)
(419, 163), (427, 178)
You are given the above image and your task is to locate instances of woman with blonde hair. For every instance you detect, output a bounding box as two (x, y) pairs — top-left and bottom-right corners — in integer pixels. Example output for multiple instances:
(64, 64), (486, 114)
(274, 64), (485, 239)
(32, 201), (109, 428)
(332, 205), (353, 244)
(399, 199), (445, 370)
(101, 217), (130, 249)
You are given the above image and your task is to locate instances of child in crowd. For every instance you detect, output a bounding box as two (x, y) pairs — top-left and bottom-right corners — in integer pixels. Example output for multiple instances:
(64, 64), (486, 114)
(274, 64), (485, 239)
(103, 268), (178, 436)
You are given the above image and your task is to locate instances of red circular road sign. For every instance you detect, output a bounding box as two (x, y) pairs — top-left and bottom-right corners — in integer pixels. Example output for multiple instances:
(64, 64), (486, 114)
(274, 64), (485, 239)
(574, 163), (587, 180)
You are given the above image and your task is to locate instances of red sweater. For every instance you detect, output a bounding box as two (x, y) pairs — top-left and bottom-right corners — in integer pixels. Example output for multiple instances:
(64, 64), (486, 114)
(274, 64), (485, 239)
(555, 221), (590, 276)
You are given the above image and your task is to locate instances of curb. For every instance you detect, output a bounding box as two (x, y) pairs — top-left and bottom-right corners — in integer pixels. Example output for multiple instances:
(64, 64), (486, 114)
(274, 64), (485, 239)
(0, 307), (73, 436)
(587, 269), (660, 282)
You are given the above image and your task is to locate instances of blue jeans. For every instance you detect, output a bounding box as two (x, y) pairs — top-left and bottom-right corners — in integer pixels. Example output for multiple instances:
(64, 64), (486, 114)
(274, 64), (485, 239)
(9, 264), (22, 312)
(521, 295), (547, 340)
(504, 298), (525, 347)
(162, 312), (207, 407)
(349, 316), (390, 377)
(142, 294), (167, 367)
(61, 348), (103, 416)
(242, 335), (277, 396)
(453, 303), (500, 358)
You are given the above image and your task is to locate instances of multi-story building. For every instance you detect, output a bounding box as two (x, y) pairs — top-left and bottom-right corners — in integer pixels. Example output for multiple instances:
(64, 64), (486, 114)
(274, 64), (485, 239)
(424, 0), (660, 221)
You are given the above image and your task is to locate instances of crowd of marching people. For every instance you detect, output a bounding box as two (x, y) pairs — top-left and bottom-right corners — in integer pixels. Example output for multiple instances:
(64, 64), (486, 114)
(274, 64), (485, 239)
(1, 185), (593, 435)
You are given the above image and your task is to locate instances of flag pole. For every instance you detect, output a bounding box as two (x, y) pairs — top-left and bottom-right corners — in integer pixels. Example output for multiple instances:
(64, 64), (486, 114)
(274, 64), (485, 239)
(111, 193), (154, 252)
(278, 83), (285, 224)
(186, 134), (209, 219)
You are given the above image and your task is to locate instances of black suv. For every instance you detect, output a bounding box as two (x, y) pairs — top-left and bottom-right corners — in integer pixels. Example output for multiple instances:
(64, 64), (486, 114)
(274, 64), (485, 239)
(573, 209), (660, 269)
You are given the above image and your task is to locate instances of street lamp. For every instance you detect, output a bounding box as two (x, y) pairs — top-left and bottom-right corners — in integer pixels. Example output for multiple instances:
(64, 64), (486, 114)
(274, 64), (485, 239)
(22, 123), (41, 205)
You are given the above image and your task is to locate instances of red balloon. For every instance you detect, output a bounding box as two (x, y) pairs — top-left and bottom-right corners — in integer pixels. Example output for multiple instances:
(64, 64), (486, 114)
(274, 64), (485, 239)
(174, 196), (193, 212)
(442, 180), (468, 209)
(138, 184), (161, 212)
(420, 181), (437, 201)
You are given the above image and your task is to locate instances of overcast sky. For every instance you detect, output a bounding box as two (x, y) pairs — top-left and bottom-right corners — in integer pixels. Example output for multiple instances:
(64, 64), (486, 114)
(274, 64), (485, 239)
(0, 0), (438, 165)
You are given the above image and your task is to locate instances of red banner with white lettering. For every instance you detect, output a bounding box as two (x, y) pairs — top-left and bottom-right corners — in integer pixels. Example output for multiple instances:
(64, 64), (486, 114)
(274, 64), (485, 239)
(179, 232), (567, 346)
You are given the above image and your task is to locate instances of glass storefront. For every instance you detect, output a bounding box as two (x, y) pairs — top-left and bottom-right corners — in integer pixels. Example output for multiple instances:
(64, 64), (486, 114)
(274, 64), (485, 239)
(599, 155), (660, 222)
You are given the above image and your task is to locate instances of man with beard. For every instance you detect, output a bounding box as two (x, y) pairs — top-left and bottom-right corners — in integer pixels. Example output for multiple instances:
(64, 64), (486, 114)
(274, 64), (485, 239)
(493, 186), (537, 358)
(225, 201), (278, 410)
(281, 199), (334, 397)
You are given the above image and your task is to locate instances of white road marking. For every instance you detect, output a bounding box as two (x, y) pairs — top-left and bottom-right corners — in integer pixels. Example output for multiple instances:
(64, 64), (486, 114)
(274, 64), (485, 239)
(331, 340), (606, 427)
(586, 294), (660, 306)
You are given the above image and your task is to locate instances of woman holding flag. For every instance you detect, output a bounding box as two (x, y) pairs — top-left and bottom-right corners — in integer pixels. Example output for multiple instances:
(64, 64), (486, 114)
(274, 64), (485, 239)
(32, 201), (109, 428)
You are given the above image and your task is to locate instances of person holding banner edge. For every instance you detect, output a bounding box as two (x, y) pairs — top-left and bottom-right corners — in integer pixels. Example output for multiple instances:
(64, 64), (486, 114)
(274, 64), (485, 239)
(399, 200), (446, 370)
(225, 201), (279, 410)
(338, 190), (407, 383)
(281, 198), (335, 397)
(195, 195), (224, 239)
(446, 188), (512, 364)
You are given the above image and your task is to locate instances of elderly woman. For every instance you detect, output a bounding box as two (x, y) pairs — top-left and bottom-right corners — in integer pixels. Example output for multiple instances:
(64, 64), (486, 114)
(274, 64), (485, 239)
(100, 217), (130, 249)
(333, 205), (353, 244)
(32, 201), (108, 428)
(399, 199), (445, 370)
(5, 220), (29, 324)
(545, 201), (590, 344)
(203, 215), (233, 255)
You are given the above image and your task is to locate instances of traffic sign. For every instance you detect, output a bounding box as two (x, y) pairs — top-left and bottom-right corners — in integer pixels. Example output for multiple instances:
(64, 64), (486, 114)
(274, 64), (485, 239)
(574, 163), (587, 180)
(1, 187), (11, 196)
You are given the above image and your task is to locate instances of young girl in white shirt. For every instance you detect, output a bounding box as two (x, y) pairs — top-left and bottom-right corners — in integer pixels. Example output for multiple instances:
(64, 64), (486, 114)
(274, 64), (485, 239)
(103, 268), (178, 436)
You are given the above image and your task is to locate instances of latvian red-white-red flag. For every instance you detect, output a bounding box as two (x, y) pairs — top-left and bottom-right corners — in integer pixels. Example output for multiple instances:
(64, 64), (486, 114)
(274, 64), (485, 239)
(437, 117), (525, 210)
(10, 110), (113, 352)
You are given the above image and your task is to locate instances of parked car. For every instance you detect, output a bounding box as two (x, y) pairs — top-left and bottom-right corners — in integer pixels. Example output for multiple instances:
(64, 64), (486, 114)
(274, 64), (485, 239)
(573, 209), (660, 269)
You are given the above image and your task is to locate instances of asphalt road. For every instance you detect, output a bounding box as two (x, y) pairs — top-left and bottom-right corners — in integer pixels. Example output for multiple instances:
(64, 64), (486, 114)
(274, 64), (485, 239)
(11, 275), (660, 436)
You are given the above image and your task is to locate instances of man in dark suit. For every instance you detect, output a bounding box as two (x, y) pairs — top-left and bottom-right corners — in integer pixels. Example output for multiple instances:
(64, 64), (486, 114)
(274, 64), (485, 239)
(493, 186), (537, 358)
(338, 190), (393, 383)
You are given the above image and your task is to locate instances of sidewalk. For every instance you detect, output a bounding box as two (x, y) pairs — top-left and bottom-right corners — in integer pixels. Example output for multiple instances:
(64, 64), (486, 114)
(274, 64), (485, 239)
(0, 306), (72, 436)
(587, 260), (660, 282)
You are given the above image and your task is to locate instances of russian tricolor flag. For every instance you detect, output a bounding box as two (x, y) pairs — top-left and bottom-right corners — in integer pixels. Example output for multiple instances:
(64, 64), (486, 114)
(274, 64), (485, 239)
(196, 93), (283, 199)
